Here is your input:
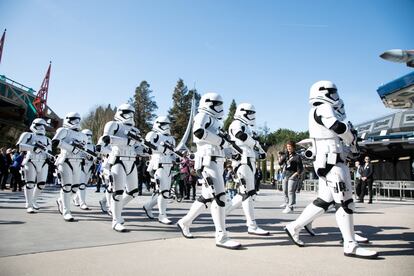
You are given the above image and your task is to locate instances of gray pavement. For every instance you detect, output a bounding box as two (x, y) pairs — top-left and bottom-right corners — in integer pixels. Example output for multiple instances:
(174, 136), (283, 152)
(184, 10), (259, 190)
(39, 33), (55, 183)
(0, 185), (413, 276)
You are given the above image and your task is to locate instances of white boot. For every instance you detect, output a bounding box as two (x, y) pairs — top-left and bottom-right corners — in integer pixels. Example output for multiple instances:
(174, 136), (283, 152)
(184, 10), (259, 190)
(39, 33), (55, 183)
(112, 199), (125, 231)
(177, 200), (205, 238)
(63, 213), (74, 222)
(143, 194), (158, 219)
(243, 198), (269, 236)
(72, 194), (80, 207)
(24, 185), (34, 209)
(78, 189), (89, 210)
(62, 190), (74, 221)
(226, 194), (242, 215)
(32, 186), (42, 210)
(355, 233), (369, 243)
(112, 221), (126, 232)
(211, 201), (241, 249)
(285, 203), (324, 247)
(26, 207), (36, 214)
(158, 196), (172, 224)
(99, 197), (108, 213)
(336, 207), (378, 259)
(56, 197), (63, 215)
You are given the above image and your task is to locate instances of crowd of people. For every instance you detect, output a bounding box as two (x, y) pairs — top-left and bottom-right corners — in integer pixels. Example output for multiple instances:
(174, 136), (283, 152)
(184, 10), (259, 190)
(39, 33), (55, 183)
(2, 83), (380, 258)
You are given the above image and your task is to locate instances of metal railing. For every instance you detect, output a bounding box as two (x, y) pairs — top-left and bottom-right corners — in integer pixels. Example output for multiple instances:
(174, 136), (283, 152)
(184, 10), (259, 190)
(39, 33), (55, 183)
(302, 179), (414, 201)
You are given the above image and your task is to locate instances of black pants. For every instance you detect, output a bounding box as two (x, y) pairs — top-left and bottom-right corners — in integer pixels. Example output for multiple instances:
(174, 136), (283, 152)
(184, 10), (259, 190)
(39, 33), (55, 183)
(354, 178), (361, 199)
(10, 167), (23, 191)
(1, 170), (9, 189)
(186, 179), (196, 200)
(360, 179), (373, 202)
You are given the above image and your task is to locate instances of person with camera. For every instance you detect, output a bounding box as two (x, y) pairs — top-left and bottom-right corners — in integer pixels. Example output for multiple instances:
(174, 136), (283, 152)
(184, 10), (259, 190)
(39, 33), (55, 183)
(278, 141), (303, 213)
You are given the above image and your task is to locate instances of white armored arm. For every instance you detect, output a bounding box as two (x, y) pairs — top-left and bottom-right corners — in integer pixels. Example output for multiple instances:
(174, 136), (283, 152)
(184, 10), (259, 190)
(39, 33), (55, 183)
(16, 132), (35, 152)
(193, 113), (225, 147)
(52, 128), (75, 152)
(102, 121), (129, 146)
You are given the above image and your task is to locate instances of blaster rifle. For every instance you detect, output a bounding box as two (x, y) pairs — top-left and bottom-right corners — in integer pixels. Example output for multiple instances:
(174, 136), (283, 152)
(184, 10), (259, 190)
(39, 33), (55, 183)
(218, 130), (243, 154)
(72, 140), (98, 159)
(162, 141), (184, 158)
(34, 142), (55, 161)
(127, 132), (157, 151)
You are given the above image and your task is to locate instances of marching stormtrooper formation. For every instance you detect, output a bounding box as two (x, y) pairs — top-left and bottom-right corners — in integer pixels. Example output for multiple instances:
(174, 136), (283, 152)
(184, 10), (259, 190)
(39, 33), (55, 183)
(14, 85), (379, 258)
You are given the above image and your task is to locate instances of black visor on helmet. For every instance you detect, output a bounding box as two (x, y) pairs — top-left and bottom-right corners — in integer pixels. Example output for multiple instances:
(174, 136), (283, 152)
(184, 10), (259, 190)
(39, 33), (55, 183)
(35, 123), (46, 127)
(241, 108), (256, 115)
(158, 122), (170, 130)
(319, 87), (339, 101)
(205, 99), (223, 113)
(68, 117), (81, 121)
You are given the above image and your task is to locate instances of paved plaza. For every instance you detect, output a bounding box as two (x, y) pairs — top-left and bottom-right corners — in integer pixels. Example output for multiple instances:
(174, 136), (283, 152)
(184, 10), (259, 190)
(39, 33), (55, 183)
(0, 185), (413, 276)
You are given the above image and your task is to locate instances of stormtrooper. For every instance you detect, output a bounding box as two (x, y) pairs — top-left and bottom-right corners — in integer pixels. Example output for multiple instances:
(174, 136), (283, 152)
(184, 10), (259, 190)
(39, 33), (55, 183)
(143, 116), (176, 225)
(96, 136), (113, 215)
(101, 103), (142, 232)
(301, 98), (369, 244)
(16, 118), (53, 213)
(284, 81), (378, 259)
(53, 112), (88, 221)
(72, 129), (96, 210)
(177, 92), (241, 249)
(225, 103), (269, 236)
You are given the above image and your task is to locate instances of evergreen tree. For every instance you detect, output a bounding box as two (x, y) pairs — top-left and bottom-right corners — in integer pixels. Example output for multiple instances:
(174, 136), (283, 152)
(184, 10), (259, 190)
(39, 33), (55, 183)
(132, 81), (158, 134)
(168, 79), (200, 141)
(223, 99), (237, 131)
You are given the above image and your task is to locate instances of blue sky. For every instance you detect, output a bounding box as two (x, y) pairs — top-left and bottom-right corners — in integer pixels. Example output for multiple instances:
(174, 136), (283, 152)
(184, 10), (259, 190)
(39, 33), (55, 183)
(1, 0), (413, 132)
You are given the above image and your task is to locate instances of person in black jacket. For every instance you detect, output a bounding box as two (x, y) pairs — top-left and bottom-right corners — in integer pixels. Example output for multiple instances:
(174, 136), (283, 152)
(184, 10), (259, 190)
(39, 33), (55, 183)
(359, 156), (374, 204)
(279, 141), (303, 213)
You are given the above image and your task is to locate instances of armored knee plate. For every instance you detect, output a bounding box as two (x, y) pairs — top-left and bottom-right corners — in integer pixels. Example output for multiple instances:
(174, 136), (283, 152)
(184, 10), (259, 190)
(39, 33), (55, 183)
(71, 184), (80, 193)
(313, 197), (332, 211)
(161, 189), (170, 199)
(127, 188), (139, 198)
(197, 195), (213, 207)
(214, 192), (226, 207)
(112, 190), (124, 201)
(26, 181), (36, 189)
(334, 198), (354, 214)
(36, 181), (46, 190)
(61, 183), (72, 193)
(242, 189), (257, 201)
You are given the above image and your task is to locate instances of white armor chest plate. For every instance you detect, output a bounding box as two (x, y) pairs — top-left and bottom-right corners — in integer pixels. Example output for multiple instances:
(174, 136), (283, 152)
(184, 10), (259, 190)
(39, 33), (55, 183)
(193, 112), (225, 157)
(309, 107), (346, 169)
(60, 128), (88, 158)
(309, 107), (337, 140)
(23, 133), (51, 161)
(111, 122), (140, 157)
(229, 120), (255, 157)
(148, 131), (175, 164)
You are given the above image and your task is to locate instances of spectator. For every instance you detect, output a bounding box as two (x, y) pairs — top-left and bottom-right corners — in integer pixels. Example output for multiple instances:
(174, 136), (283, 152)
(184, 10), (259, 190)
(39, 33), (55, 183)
(0, 147), (7, 190)
(359, 156), (374, 204)
(254, 168), (263, 192)
(279, 141), (303, 213)
(225, 166), (237, 200)
(353, 161), (362, 200)
(10, 151), (25, 192)
(180, 152), (191, 199)
(1, 148), (13, 189)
